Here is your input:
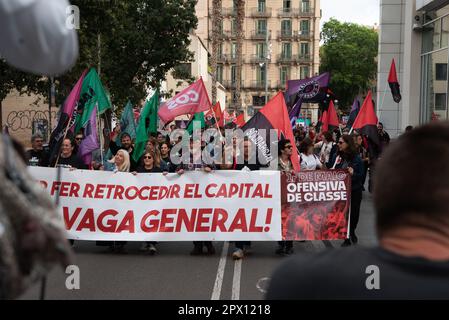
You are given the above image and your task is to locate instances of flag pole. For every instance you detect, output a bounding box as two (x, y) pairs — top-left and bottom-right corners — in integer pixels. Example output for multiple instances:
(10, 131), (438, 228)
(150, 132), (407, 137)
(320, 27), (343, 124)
(96, 104), (104, 165)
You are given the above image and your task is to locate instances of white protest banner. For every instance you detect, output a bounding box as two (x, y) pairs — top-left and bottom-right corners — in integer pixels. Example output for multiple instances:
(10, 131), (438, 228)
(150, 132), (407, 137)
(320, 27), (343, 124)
(29, 167), (281, 241)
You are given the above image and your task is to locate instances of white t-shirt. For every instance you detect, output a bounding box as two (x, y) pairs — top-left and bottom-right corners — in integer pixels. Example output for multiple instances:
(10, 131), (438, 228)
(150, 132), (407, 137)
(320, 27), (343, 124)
(0, 0), (78, 75)
(300, 153), (322, 171)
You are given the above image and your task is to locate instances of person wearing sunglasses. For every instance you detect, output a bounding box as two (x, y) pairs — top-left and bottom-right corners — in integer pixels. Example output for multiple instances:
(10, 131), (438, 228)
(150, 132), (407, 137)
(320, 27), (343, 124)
(329, 134), (364, 247)
(135, 150), (164, 255)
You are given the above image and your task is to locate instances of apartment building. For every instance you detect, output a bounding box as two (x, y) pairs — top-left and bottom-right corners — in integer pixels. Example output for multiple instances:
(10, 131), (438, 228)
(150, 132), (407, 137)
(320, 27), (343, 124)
(195, 0), (321, 120)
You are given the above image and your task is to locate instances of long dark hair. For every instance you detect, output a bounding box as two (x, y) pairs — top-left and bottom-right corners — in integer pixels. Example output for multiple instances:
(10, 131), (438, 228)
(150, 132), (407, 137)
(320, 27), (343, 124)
(338, 134), (358, 160)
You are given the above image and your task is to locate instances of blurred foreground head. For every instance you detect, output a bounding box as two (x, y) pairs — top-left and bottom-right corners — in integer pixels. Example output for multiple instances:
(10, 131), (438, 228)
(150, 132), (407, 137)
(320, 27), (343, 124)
(374, 121), (449, 237)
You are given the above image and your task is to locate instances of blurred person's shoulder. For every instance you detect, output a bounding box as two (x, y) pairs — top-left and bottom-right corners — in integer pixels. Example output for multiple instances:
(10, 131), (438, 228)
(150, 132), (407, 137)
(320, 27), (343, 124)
(266, 246), (449, 300)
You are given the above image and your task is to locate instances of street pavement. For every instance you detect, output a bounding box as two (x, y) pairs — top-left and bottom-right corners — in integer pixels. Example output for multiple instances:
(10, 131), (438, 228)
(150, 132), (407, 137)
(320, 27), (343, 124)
(20, 190), (377, 300)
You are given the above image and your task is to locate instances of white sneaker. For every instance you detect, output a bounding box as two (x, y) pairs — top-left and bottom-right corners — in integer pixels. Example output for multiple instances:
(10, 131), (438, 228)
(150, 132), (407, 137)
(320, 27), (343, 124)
(232, 249), (244, 260)
(148, 243), (157, 255)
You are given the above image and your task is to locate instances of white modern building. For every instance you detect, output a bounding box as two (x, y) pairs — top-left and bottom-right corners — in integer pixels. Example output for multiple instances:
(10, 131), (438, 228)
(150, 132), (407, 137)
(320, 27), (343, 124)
(378, 0), (449, 137)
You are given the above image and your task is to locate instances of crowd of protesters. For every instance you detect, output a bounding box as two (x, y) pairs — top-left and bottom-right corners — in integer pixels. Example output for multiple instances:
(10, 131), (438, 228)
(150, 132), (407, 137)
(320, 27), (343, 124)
(25, 119), (392, 259)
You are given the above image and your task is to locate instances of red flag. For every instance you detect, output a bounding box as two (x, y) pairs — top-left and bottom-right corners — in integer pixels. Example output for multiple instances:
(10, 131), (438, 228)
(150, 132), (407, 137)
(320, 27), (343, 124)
(243, 92), (300, 172)
(320, 110), (329, 133)
(327, 100), (340, 130)
(158, 78), (212, 123)
(206, 102), (224, 127)
(388, 59), (402, 103)
(233, 113), (246, 127)
(352, 91), (380, 146)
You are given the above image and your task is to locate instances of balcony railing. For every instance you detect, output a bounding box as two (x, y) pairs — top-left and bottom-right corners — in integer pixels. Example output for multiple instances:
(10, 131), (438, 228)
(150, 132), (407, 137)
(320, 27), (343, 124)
(277, 54), (295, 64)
(296, 54), (312, 64)
(250, 30), (270, 40)
(249, 80), (271, 89)
(249, 54), (270, 64)
(298, 8), (314, 17)
(297, 31), (312, 40)
(277, 8), (298, 17)
(277, 30), (295, 40)
(217, 30), (232, 40)
(276, 81), (287, 90)
(222, 80), (244, 89)
(250, 7), (272, 18)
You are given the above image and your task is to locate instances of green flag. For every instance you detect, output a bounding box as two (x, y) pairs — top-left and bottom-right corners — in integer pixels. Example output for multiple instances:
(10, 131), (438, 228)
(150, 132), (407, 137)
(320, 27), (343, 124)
(133, 90), (159, 162)
(75, 68), (111, 133)
(186, 112), (205, 135)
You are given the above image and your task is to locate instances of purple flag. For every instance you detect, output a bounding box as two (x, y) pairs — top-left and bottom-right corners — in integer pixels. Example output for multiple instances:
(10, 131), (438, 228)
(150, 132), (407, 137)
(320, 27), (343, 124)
(286, 72), (330, 107)
(288, 97), (303, 127)
(346, 98), (360, 128)
(78, 105), (99, 166)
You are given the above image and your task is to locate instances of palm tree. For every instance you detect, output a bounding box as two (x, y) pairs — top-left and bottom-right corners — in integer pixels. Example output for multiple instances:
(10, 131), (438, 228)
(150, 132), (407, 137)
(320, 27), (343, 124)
(211, 0), (222, 104)
(234, 0), (245, 112)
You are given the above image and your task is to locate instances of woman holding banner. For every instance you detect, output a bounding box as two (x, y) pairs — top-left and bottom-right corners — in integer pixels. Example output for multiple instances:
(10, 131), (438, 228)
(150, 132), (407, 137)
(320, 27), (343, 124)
(328, 134), (364, 247)
(98, 149), (131, 253)
(135, 150), (164, 255)
(276, 139), (295, 255)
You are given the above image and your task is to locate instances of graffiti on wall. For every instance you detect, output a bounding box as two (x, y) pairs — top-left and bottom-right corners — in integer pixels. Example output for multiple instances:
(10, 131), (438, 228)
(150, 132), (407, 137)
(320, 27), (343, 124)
(6, 110), (58, 132)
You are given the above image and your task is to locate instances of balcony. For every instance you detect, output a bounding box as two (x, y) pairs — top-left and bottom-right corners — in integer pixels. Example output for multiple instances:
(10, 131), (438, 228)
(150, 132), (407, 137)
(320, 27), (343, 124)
(277, 8), (298, 17)
(276, 54), (296, 64)
(222, 7), (237, 17)
(249, 54), (270, 64)
(277, 30), (295, 40)
(217, 54), (229, 63)
(298, 8), (314, 17)
(297, 31), (312, 40)
(276, 81), (287, 90)
(296, 54), (312, 64)
(222, 80), (244, 89)
(250, 7), (272, 18)
(251, 30), (270, 40)
(249, 80), (271, 90)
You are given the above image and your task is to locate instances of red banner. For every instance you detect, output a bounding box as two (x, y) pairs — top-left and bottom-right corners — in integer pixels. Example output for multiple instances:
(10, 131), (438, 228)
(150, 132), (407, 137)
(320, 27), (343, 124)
(281, 170), (351, 240)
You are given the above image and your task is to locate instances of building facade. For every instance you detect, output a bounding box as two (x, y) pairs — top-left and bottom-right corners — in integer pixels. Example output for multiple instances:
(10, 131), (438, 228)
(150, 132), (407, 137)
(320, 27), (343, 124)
(195, 0), (321, 121)
(377, 0), (449, 137)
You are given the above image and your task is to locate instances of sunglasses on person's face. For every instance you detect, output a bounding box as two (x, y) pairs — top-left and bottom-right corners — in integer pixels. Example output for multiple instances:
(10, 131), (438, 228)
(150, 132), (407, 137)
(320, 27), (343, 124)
(144, 156), (153, 159)
(338, 141), (344, 145)
(75, 137), (83, 141)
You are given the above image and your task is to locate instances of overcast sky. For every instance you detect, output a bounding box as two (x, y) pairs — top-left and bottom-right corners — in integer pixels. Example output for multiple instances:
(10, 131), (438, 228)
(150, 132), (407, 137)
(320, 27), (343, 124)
(320, 0), (380, 28)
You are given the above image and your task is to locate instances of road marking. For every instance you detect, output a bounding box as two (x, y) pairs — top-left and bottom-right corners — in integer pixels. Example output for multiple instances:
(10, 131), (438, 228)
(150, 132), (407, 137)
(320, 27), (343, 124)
(211, 241), (229, 300)
(256, 277), (271, 294)
(231, 259), (242, 300)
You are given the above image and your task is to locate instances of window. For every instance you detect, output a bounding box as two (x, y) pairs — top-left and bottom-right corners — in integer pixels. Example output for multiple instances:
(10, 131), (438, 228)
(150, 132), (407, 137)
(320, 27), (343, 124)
(283, 0), (291, 10)
(280, 66), (289, 85)
(257, 65), (266, 83)
(281, 43), (292, 58)
(435, 93), (447, 110)
(258, 0), (265, 12)
(218, 43), (223, 56)
(300, 43), (310, 56)
(300, 66), (310, 79)
(300, 20), (310, 34)
(436, 63), (448, 80)
(231, 42), (237, 59)
(281, 20), (292, 36)
(231, 65), (237, 83)
(231, 19), (237, 34)
(256, 43), (267, 58)
(216, 65), (223, 83)
(256, 19), (267, 34)
(301, 0), (311, 13)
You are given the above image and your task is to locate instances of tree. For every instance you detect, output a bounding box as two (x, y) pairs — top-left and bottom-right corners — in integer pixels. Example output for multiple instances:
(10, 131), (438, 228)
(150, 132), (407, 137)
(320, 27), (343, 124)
(1, 0), (198, 112)
(234, 0), (245, 112)
(320, 18), (378, 112)
(210, 0), (223, 104)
